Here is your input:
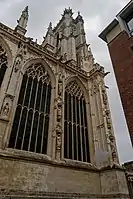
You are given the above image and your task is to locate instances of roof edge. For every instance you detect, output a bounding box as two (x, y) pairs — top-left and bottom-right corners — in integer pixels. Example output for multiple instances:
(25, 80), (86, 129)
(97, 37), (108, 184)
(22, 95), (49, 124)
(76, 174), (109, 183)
(99, 19), (119, 43)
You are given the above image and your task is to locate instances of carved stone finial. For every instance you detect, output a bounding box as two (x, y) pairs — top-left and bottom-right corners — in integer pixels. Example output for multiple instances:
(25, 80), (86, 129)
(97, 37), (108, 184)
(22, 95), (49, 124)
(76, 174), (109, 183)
(47, 22), (53, 35)
(63, 7), (73, 17)
(15, 6), (29, 34)
(76, 11), (84, 23)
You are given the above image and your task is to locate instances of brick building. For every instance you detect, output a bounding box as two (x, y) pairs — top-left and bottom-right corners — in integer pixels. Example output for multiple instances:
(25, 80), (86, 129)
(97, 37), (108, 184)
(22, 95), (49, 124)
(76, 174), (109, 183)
(0, 6), (130, 198)
(99, 0), (133, 146)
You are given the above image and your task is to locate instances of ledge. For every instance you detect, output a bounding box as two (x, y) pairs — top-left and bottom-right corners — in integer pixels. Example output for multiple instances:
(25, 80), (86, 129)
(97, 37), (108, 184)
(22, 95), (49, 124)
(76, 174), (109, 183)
(0, 148), (98, 172)
(0, 189), (130, 198)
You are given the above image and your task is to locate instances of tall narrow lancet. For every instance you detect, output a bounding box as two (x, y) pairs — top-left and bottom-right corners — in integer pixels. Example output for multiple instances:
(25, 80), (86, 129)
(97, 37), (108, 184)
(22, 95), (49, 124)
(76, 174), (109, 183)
(15, 6), (29, 35)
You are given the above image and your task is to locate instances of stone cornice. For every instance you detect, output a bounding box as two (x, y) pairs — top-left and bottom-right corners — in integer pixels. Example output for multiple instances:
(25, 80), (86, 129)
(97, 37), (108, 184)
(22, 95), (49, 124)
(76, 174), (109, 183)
(0, 148), (125, 173)
(0, 189), (130, 198)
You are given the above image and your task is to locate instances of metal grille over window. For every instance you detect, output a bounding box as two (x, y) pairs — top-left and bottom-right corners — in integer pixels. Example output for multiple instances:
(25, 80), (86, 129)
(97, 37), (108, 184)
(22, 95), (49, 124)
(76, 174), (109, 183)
(64, 81), (90, 162)
(9, 63), (51, 154)
(0, 46), (8, 88)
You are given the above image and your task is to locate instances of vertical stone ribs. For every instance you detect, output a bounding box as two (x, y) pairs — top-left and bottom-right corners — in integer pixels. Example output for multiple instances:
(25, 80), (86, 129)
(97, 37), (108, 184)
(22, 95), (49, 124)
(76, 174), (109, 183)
(8, 63), (51, 154)
(64, 81), (90, 162)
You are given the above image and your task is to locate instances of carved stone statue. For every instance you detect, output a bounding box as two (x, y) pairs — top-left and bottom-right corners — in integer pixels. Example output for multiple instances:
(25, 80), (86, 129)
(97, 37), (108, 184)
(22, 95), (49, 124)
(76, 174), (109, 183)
(56, 133), (61, 150)
(109, 135), (117, 161)
(2, 103), (9, 117)
(102, 88), (107, 105)
(58, 83), (62, 96)
(17, 6), (29, 29)
(57, 107), (62, 122)
(14, 56), (22, 72)
(0, 46), (8, 66)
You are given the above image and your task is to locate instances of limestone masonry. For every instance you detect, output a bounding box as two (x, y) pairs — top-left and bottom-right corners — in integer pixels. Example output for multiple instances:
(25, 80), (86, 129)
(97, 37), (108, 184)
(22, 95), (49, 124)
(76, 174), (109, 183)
(0, 6), (130, 198)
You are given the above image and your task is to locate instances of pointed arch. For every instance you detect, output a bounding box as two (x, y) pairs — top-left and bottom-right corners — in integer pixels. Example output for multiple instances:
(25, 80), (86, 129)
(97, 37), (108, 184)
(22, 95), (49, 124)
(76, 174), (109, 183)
(64, 75), (90, 163)
(65, 75), (89, 103)
(8, 57), (55, 155)
(0, 35), (13, 67)
(22, 58), (56, 88)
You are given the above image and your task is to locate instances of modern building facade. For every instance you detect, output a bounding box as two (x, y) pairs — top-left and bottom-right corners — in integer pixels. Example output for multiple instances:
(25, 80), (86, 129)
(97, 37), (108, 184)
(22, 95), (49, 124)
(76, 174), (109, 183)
(0, 6), (130, 198)
(99, 0), (133, 147)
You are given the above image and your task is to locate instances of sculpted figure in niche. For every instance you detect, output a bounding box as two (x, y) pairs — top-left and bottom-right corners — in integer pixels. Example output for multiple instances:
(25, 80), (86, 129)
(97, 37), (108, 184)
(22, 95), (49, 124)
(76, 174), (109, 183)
(0, 46), (8, 65)
(2, 102), (9, 117)
(102, 89), (107, 105)
(14, 56), (22, 72)
(105, 109), (111, 129)
(109, 135), (117, 161)
(58, 83), (63, 96)
(58, 73), (63, 83)
(56, 133), (61, 150)
(57, 107), (62, 122)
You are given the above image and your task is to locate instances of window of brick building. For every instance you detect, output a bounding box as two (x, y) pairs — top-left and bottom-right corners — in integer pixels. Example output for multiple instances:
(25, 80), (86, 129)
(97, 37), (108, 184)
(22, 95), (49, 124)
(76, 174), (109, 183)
(125, 12), (133, 35)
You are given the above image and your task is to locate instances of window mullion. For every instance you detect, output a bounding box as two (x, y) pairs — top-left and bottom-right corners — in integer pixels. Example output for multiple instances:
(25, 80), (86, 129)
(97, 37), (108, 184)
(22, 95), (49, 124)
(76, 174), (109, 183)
(21, 109), (29, 150)
(71, 95), (74, 160)
(67, 92), (69, 159)
(39, 81), (44, 112)
(82, 98), (87, 162)
(14, 106), (23, 148)
(40, 84), (49, 153)
(21, 78), (34, 150)
(14, 75), (29, 148)
(78, 98), (83, 162)
(34, 80), (44, 152)
(28, 78), (40, 151)
(22, 76), (30, 106)
(34, 113), (41, 153)
(75, 97), (78, 161)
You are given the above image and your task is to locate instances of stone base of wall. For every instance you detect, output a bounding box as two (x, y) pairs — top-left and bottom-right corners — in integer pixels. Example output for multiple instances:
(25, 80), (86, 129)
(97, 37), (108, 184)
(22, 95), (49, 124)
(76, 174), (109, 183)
(0, 149), (130, 199)
(0, 190), (130, 199)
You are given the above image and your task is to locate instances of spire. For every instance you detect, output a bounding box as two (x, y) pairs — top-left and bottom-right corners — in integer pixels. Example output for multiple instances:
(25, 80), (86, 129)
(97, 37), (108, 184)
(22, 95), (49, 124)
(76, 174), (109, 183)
(47, 22), (53, 35)
(75, 11), (84, 23)
(15, 6), (29, 35)
(62, 7), (73, 17)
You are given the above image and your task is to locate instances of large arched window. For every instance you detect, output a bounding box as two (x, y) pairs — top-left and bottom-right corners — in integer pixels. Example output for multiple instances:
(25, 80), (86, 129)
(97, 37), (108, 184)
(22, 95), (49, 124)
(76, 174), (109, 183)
(64, 81), (90, 162)
(0, 45), (8, 88)
(9, 63), (52, 154)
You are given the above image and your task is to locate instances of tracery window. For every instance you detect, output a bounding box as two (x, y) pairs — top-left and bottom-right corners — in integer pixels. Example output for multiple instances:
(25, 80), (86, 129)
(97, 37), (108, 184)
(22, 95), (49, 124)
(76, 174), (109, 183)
(9, 63), (51, 154)
(64, 81), (90, 162)
(0, 46), (8, 88)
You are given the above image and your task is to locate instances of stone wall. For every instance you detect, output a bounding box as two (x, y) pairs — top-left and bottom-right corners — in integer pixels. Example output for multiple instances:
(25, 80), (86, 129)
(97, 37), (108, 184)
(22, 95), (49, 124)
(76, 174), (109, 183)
(0, 149), (130, 199)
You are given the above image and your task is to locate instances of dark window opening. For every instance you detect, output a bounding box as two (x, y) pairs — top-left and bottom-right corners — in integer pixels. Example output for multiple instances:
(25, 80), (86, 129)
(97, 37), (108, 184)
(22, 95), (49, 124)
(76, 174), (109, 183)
(9, 63), (51, 155)
(56, 33), (60, 47)
(64, 81), (90, 163)
(125, 12), (133, 35)
(0, 46), (8, 88)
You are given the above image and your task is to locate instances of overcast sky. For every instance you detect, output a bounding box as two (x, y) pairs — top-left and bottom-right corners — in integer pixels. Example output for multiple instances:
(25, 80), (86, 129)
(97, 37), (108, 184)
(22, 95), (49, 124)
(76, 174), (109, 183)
(0, 0), (132, 163)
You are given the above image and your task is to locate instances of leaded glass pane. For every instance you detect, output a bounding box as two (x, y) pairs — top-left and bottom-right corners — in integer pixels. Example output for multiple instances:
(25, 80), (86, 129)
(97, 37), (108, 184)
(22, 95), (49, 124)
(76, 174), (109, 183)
(64, 81), (90, 163)
(9, 63), (51, 155)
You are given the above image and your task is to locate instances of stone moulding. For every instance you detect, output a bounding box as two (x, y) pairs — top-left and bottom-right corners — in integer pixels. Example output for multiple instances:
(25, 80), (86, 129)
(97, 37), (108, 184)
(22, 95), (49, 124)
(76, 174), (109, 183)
(0, 148), (125, 172)
(0, 148), (99, 172)
(0, 189), (130, 199)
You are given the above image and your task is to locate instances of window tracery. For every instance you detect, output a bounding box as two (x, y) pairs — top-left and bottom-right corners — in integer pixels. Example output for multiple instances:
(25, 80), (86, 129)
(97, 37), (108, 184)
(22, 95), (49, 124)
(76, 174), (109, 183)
(9, 63), (51, 154)
(64, 80), (90, 162)
(0, 45), (8, 87)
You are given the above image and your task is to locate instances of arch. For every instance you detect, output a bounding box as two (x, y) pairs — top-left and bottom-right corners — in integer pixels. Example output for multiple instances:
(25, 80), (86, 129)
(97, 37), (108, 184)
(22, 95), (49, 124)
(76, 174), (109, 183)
(64, 75), (90, 163)
(21, 58), (56, 88)
(9, 58), (53, 154)
(0, 35), (13, 67)
(65, 75), (89, 103)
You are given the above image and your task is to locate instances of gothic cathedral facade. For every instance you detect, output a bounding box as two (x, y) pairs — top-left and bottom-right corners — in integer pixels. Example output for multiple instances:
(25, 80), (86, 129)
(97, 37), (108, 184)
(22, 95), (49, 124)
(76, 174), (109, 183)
(0, 7), (130, 198)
